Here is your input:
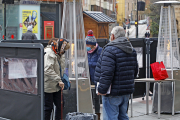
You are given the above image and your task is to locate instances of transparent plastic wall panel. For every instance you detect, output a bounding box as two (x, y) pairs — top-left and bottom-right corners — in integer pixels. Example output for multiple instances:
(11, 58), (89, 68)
(157, 6), (180, 70)
(61, 1), (89, 79)
(0, 57), (38, 95)
(61, 0), (93, 113)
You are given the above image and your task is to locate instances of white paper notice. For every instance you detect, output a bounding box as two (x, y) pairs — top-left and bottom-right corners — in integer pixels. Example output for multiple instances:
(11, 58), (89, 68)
(8, 58), (37, 79)
(134, 47), (143, 68)
(96, 82), (111, 94)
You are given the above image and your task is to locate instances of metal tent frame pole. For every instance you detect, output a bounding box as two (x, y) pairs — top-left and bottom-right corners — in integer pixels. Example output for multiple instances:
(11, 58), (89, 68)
(136, 0), (138, 38)
(168, 5), (174, 116)
(4, 2), (6, 40)
(1, 58), (3, 89)
(157, 5), (163, 63)
(61, 0), (66, 38)
(146, 38), (151, 115)
(73, 0), (79, 112)
(168, 6), (173, 80)
(69, 1), (73, 77)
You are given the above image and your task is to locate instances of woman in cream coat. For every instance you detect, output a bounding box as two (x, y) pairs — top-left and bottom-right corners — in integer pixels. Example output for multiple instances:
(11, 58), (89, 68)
(44, 38), (70, 120)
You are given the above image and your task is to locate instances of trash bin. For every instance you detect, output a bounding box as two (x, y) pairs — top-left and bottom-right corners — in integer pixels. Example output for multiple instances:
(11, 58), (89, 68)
(65, 112), (97, 120)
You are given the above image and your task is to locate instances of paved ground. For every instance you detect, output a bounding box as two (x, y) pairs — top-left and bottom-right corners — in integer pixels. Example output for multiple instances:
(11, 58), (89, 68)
(97, 96), (180, 120)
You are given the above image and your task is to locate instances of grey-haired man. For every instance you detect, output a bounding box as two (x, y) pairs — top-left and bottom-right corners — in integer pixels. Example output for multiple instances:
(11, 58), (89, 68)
(94, 26), (138, 120)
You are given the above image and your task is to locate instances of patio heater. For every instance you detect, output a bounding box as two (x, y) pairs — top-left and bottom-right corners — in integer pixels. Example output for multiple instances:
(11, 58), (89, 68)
(152, 1), (180, 114)
(61, 0), (93, 114)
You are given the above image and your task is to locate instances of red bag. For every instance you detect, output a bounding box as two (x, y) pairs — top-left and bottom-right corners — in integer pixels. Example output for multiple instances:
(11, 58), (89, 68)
(150, 61), (169, 80)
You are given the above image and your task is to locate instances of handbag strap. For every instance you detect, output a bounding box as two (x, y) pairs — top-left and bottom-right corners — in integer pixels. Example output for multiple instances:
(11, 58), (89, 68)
(58, 61), (63, 78)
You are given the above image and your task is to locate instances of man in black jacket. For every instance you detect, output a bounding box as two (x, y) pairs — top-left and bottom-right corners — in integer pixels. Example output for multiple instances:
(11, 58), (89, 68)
(22, 26), (37, 40)
(94, 26), (138, 120)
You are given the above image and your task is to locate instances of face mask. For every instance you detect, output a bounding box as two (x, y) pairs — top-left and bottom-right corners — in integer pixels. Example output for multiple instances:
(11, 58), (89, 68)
(86, 47), (91, 51)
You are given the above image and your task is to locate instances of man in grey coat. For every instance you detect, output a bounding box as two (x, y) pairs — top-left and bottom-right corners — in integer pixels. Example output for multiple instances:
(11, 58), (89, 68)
(22, 26), (37, 40)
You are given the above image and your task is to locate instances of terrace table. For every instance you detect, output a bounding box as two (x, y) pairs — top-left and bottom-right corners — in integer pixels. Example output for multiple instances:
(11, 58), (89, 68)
(131, 78), (175, 119)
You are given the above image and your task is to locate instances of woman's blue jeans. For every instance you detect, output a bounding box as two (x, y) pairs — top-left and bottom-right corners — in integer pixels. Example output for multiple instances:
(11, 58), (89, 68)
(102, 94), (130, 120)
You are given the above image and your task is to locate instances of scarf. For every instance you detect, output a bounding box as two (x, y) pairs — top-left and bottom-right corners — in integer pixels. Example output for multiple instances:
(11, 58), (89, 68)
(88, 43), (98, 54)
(51, 39), (68, 56)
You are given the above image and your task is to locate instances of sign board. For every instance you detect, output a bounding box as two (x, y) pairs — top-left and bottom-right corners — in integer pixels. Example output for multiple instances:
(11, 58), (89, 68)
(44, 21), (54, 40)
(20, 0), (40, 5)
(2, 0), (14, 4)
(22, 10), (38, 33)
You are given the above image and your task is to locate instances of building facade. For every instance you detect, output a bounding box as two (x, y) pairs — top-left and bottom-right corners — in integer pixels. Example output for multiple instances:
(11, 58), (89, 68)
(0, 0), (63, 40)
(82, 0), (116, 19)
(116, 0), (148, 26)
(83, 11), (115, 39)
(82, 0), (117, 38)
(116, 0), (125, 26)
(122, 0), (149, 24)
(174, 2), (180, 37)
(124, 0), (135, 21)
(0, 0), (118, 40)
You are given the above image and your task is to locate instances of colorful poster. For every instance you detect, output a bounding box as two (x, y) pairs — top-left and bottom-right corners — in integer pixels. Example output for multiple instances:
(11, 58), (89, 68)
(22, 10), (38, 33)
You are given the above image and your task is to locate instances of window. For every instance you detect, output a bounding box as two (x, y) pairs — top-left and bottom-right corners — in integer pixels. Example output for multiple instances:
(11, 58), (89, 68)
(128, 3), (129, 11)
(132, 3), (133, 10)
(85, 0), (87, 6)
(109, 0), (113, 4)
(91, 5), (95, 11)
